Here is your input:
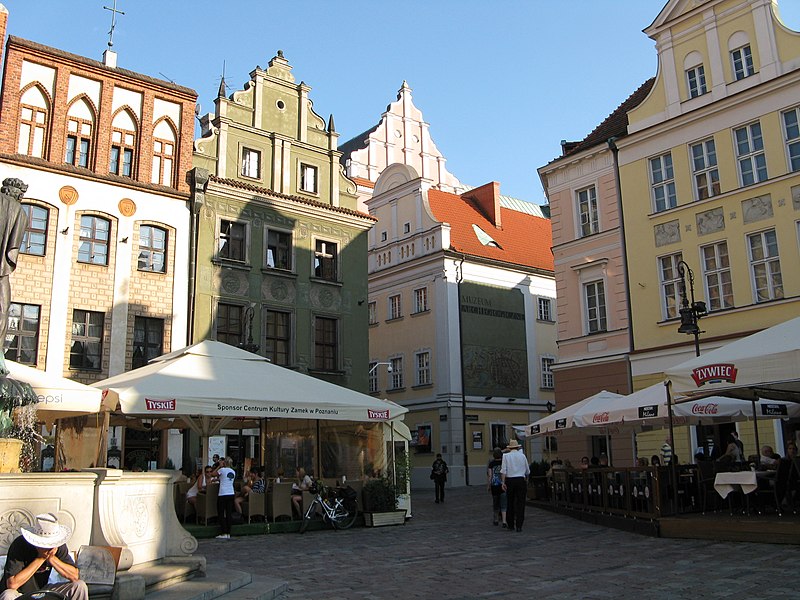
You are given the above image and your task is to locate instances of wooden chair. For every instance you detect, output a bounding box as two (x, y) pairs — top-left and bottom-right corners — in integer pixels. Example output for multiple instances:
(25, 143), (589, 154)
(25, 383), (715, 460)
(174, 481), (191, 522)
(196, 482), (219, 525)
(755, 459), (790, 515)
(244, 492), (266, 523)
(697, 460), (719, 514)
(268, 482), (293, 522)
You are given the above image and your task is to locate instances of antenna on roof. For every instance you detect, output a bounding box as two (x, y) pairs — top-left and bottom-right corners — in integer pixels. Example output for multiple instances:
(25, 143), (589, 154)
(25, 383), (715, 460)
(103, 0), (125, 49)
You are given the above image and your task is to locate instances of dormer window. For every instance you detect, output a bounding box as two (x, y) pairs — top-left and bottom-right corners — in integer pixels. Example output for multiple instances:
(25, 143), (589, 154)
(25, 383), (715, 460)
(731, 45), (755, 80)
(684, 52), (707, 99)
(472, 224), (500, 248)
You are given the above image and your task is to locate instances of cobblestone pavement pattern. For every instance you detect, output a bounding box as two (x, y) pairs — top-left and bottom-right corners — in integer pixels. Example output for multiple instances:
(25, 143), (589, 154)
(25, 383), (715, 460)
(198, 486), (793, 599)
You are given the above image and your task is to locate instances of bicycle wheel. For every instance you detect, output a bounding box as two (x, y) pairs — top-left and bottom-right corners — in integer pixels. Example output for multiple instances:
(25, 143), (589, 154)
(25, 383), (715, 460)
(299, 500), (315, 533)
(331, 497), (358, 530)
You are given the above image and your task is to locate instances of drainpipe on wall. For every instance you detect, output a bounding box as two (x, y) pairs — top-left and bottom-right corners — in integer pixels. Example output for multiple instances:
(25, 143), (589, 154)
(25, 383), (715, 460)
(187, 168), (209, 346)
(607, 138), (634, 393)
(456, 255), (470, 485)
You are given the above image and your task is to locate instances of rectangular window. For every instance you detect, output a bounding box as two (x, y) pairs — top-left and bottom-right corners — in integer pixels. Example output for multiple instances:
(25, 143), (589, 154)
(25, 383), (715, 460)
(731, 45), (755, 80)
(540, 356), (555, 389)
(18, 104), (46, 158)
(658, 253), (683, 319)
(219, 219), (246, 262)
(368, 361), (378, 393)
(314, 316), (338, 371)
(300, 163), (318, 193)
(138, 225), (167, 273)
(491, 424), (507, 450)
(748, 229), (783, 302)
(4, 303), (40, 365)
(241, 148), (261, 179)
(783, 107), (800, 172)
(389, 356), (404, 390)
(584, 280), (607, 333)
(686, 65), (707, 98)
(132, 316), (164, 369)
(389, 294), (402, 320)
(413, 287), (428, 313)
(537, 297), (553, 322)
(216, 303), (243, 347)
(266, 229), (292, 270)
(368, 301), (377, 325)
(78, 215), (110, 265)
(109, 146), (133, 177)
(21, 204), (48, 256)
(701, 241), (734, 311)
(577, 186), (599, 237)
(415, 351), (431, 386)
(70, 309), (103, 370)
(649, 153), (677, 212)
(735, 122), (768, 186)
(65, 129), (90, 168)
(690, 139), (720, 200)
(265, 309), (291, 366)
(151, 138), (174, 186)
(313, 240), (337, 281)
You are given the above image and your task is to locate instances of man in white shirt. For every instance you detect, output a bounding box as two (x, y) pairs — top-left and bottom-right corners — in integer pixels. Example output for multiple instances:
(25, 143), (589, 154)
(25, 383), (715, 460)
(500, 439), (530, 532)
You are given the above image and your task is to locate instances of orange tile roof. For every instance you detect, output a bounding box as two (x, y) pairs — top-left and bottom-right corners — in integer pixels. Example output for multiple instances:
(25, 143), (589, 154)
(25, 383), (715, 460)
(351, 176), (375, 188)
(427, 189), (553, 272)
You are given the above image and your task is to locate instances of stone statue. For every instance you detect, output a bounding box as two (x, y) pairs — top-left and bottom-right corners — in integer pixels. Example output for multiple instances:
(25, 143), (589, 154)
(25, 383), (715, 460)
(0, 177), (30, 375)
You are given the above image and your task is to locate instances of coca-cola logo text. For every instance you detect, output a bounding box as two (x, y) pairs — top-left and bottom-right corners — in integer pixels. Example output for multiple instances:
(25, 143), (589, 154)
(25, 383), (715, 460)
(691, 403), (719, 415)
(145, 398), (176, 411)
(367, 409), (389, 420)
(691, 363), (738, 387)
(592, 412), (610, 423)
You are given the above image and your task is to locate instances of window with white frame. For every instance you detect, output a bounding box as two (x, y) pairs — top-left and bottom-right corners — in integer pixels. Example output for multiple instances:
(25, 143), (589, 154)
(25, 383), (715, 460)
(389, 356), (403, 389)
(151, 120), (176, 186)
(649, 153), (676, 212)
(78, 215), (110, 266)
(658, 253), (683, 320)
(783, 107), (800, 172)
(686, 64), (707, 98)
(537, 297), (553, 322)
(219, 219), (246, 262)
(735, 122), (768, 186)
(109, 110), (137, 178)
(65, 98), (94, 168)
(413, 287), (428, 313)
(701, 241), (734, 311)
(540, 356), (555, 389)
(266, 229), (292, 270)
(389, 294), (402, 320)
(690, 139), (720, 200)
(748, 229), (783, 302)
(576, 186), (599, 237)
(368, 361), (378, 393)
(18, 86), (48, 158)
(415, 351), (431, 386)
(21, 204), (48, 256)
(138, 225), (167, 273)
(313, 239), (337, 281)
(731, 45), (755, 80)
(300, 163), (318, 194)
(241, 147), (261, 179)
(368, 301), (377, 325)
(584, 280), (607, 333)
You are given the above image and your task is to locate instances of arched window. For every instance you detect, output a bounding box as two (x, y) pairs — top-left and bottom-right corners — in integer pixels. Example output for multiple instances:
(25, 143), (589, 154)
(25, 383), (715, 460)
(18, 86), (49, 158)
(138, 224), (167, 273)
(65, 98), (95, 168)
(151, 119), (176, 186)
(109, 109), (137, 177)
(683, 51), (707, 98)
(78, 215), (111, 266)
(21, 203), (49, 256)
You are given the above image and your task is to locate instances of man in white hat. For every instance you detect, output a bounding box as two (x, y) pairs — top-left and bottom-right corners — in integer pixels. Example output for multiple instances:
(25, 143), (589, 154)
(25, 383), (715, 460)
(1, 513), (88, 599)
(500, 439), (530, 533)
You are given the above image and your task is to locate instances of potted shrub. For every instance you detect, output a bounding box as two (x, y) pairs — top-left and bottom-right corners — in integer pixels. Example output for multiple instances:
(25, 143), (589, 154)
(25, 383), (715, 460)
(362, 476), (406, 527)
(0, 375), (38, 473)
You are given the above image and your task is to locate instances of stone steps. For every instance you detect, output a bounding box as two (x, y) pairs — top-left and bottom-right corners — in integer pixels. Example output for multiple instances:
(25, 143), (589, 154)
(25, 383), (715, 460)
(144, 565), (287, 600)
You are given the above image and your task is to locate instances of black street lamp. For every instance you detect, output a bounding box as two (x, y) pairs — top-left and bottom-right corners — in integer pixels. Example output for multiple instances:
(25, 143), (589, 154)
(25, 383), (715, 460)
(676, 260), (707, 357)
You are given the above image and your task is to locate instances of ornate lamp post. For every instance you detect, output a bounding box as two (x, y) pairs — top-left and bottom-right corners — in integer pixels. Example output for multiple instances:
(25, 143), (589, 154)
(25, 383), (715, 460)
(676, 260), (707, 357)
(238, 306), (260, 354)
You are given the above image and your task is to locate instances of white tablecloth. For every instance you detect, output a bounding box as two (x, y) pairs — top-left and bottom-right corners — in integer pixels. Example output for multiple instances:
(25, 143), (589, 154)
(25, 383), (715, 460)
(714, 472), (757, 498)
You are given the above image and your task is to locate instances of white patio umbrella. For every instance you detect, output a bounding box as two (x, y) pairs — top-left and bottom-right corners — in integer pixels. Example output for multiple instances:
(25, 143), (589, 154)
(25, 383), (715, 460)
(4, 360), (103, 424)
(665, 315), (800, 401)
(527, 390), (624, 436)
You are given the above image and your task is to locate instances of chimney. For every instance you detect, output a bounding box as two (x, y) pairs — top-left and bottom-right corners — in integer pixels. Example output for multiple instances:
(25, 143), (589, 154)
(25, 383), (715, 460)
(0, 4), (8, 67)
(464, 181), (502, 229)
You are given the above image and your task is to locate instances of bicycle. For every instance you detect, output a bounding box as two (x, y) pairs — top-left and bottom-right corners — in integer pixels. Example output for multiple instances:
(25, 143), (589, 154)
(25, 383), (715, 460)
(299, 482), (358, 532)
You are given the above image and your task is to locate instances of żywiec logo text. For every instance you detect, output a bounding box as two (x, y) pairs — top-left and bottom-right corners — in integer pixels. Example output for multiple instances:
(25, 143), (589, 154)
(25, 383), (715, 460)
(592, 412), (610, 424)
(691, 403), (718, 415)
(367, 409), (389, 420)
(145, 398), (176, 411)
(690, 363), (738, 387)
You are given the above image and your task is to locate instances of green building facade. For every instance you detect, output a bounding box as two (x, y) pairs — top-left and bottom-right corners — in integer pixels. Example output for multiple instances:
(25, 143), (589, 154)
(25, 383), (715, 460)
(189, 51), (374, 393)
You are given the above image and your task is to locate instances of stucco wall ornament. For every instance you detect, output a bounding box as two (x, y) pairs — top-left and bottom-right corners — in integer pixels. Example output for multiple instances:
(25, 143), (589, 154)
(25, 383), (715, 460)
(654, 220), (681, 247)
(742, 195), (773, 224)
(696, 207), (724, 236)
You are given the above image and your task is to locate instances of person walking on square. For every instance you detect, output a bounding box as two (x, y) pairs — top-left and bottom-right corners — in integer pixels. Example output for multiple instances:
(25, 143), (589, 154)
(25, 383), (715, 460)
(431, 453), (449, 503)
(213, 457), (236, 539)
(487, 447), (507, 527)
(501, 439), (530, 532)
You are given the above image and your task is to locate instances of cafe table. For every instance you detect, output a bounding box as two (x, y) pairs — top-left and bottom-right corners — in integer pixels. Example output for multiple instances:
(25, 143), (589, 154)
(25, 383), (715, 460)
(713, 471), (757, 498)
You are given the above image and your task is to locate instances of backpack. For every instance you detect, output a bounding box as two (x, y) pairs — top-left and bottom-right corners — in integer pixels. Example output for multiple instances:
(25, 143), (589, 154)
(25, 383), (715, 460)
(490, 464), (502, 488)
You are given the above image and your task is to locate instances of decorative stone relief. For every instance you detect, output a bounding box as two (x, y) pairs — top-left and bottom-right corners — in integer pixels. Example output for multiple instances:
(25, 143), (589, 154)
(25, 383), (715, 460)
(216, 269), (248, 296)
(696, 208), (724, 236)
(309, 285), (341, 311)
(0, 509), (33, 552)
(729, 211), (737, 220)
(792, 185), (800, 210)
(654, 220), (681, 247)
(261, 277), (296, 304)
(742, 195), (773, 224)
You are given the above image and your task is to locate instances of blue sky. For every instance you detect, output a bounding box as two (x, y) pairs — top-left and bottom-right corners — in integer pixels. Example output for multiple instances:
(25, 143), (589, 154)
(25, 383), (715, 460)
(4, 1), (800, 204)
